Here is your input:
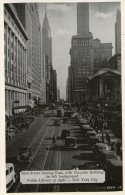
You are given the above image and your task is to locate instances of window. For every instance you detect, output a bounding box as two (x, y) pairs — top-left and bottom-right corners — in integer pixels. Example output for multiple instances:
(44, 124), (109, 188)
(6, 170), (9, 175)
(28, 82), (31, 89)
(11, 53), (14, 61)
(29, 93), (31, 99)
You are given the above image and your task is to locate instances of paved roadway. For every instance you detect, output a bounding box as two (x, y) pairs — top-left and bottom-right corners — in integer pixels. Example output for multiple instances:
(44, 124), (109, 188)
(6, 110), (118, 192)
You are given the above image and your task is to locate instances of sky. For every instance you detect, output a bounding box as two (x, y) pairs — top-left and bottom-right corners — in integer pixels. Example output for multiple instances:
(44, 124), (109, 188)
(38, 2), (120, 100)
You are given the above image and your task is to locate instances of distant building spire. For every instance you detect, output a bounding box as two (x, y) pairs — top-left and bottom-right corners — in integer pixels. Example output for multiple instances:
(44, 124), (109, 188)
(115, 8), (121, 53)
(45, 3), (47, 15)
(42, 4), (51, 38)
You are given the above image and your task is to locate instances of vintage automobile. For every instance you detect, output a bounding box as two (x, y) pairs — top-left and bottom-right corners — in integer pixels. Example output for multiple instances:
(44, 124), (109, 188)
(88, 135), (100, 147)
(71, 112), (78, 119)
(81, 125), (93, 134)
(79, 119), (88, 128)
(63, 117), (69, 123)
(104, 159), (122, 185)
(76, 115), (83, 124)
(93, 143), (109, 158)
(97, 150), (117, 166)
(64, 111), (72, 118)
(61, 129), (70, 139)
(17, 146), (33, 163)
(6, 163), (16, 191)
(86, 130), (97, 138)
(65, 137), (77, 149)
(57, 107), (64, 117)
(54, 119), (61, 126)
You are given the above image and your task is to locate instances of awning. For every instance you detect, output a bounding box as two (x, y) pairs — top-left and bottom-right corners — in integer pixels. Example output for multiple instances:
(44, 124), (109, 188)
(13, 105), (30, 110)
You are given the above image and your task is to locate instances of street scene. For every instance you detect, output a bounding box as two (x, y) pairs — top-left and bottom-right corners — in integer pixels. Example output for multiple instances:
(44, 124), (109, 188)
(6, 106), (122, 192)
(4, 1), (122, 193)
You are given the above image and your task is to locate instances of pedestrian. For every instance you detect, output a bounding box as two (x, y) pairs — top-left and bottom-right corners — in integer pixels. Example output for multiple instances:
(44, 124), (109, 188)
(115, 141), (121, 156)
(106, 132), (111, 146)
(111, 142), (115, 151)
(53, 134), (56, 143)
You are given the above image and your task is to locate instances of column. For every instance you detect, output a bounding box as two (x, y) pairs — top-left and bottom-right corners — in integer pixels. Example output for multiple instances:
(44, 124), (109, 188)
(24, 49), (27, 86)
(99, 78), (104, 96)
(16, 39), (18, 86)
(5, 90), (7, 113)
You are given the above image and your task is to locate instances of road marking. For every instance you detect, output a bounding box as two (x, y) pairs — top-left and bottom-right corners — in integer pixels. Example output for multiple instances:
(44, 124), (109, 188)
(15, 119), (50, 192)
(29, 118), (50, 148)
(35, 128), (55, 192)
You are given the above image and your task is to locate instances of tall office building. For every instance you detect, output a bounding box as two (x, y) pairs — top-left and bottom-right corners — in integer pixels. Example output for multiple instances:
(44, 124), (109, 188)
(66, 65), (73, 102)
(57, 88), (60, 102)
(69, 2), (113, 103)
(13, 3), (46, 104)
(77, 3), (89, 35)
(93, 39), (112, 73)
(42, 9), (53, 103)
(115, 9), (121, 53)
(50, 69), (57, 103)
(70, 3), (94, 102)
(4, 4), (28, 115)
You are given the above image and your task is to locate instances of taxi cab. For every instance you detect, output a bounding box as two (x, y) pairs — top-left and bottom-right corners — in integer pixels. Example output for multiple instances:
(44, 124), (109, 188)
(6, 163), (16, 191)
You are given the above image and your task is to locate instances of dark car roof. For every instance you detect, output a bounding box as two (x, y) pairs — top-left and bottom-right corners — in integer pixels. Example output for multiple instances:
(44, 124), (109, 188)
(66, 136), (76, 140)
(62, 129), (70, 132)
(19, 146), (30, 150)
(100, 150), (115, 155)
(89, 136), (99, 139)
(106, 159), (122, 167)
(87, 130), (96, 134)
(95, 143), (108, 147)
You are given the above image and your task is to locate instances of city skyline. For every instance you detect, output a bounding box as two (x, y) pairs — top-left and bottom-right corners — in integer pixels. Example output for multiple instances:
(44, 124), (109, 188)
(38, 2), (120, 99)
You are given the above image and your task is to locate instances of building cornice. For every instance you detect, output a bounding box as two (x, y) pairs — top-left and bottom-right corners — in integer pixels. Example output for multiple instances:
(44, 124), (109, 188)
(4, 4), (28, 41)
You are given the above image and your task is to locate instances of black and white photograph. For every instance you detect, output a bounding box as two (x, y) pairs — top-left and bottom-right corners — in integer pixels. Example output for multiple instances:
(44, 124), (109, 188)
(1, 0), (124, 193)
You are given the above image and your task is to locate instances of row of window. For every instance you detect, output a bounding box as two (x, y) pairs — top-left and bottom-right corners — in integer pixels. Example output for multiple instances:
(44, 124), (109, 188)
(4, 8), (26, 44)
(4, 21), (27, 87)
(73, 40), (92, 46)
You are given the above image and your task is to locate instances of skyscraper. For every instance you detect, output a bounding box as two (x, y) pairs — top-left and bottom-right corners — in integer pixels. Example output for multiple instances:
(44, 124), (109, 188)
(13, 3), (46, 104)
(93, 39), (112, 73)
(77, 3), (89, 35)
(4, 4), (28, 115)
(42, 7), (56, 103)
(68, 2), (113, 103)
(70, 3), (94, 102)
(115, 9), (121, 53)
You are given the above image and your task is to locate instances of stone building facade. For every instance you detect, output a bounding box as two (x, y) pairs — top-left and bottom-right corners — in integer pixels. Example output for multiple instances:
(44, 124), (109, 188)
(4, 4), (28, 115)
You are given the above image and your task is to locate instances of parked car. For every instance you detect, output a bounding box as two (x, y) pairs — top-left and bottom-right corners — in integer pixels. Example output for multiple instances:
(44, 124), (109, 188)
(93, 143), (108, 158)
(63, 117), (69, 123)
(88, 136), (100, 147)
(17, 146), (33, 163)
(81, 125), (93, 134)
(97, 150), (117, 166)
(54, 119), (61, 126)
(79, 119), (88, 126)
(57, 107), (64, 117)
(61, 129), (70, 139)
(6, 126), (16, 140)
(6, 163), (16, 191)
(71, 112), (78, 119)
(64, 111), (72, 118)
(104, 159), (122, 185)
(86, 130), (97, 138)
(65, 137), (77, 149)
